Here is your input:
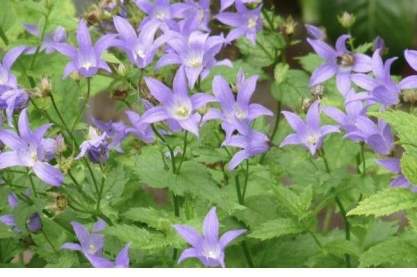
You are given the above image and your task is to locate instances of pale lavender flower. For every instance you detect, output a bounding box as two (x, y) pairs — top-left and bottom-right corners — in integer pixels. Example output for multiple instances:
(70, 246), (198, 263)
(174, 207), (246, 267)
(305, 24), (325, 40)
(0, 109), (63, 186)
(141, 68), (215, 136)
(61, 219), (130, 268)
(134, 0), (187, 31)
(347, 117), (393, 155)
(0, 193), (18, 231)
(112, 16), (166, 68)
(52, 20), (116, 78)
(24, 24), (67, 53)
(220, 0), (262, 12)
(0, 46), (30, 125)
(352, 49), (400, 107)
(177, 0), (211, 32)
(203, 73), (272, 140)
(377, 158), (415, 190)
(399, 49), (417, 90)
(76, 126), (110, 164)
(308, 34), (372, 95)
(157, 31), (230, 88)
(281, 101), (339, 155)
(323, 89), (369, 134)
(216, 1), (262, 44)
(125, 110), (154, 143)
(90, 117), (128, 152)
(223, 123), (269, 170)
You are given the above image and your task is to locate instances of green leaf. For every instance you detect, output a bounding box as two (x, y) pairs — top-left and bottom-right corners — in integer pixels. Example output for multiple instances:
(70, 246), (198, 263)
(273, 185), (313, 220)
(296, 53), (322, 73)
(249, 218), (303, 240)
(348, 188), (417, 217)
(401, 151), (417, 185)
(274, 63), (289, 84)
(359, 236), (417, 267)
(271, 69), (310, 107)
(123, 207), (175, 232)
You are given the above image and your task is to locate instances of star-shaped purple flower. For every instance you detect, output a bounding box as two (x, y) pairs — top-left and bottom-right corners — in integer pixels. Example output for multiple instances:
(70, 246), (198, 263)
(112, 16), (166, 68)
(203, 72), (272, 141)
(280, 101), (339, 155)
(135, 0), (186, 31)
(174, 207), (246, 267)
(352, 49), (400, 107)
(24, 24), (67, 54)
(308, 34), (372, 95)
(141, 67), (215, 136)
(216, 0), (262, 44)
(347, 116), (393, 155)
(76, 126), (110, 164)
(157, 31), (230, 88)
(125, 110), (154, 143)
(62, 219), (130, 268)
(223, 123), (270, 170)
(220, 0), (261, 11)
(377, 158), (416, 190)
(52, 20), (116, 78)
(0, 109), (63, 186)
(399, 49), (417, 90)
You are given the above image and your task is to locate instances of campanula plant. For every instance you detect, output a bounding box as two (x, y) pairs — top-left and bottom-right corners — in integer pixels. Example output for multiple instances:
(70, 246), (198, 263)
(2, 0), (417, 270)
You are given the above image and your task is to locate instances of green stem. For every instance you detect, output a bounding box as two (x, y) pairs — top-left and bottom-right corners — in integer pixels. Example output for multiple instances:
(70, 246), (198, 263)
(95, 176), (105, 213)
(241, 241), (255, 268)
(260, 101), (282, 163)
(41, 230), (58, 253)
(234, 175), (244, 205)
(29, 11), (50, 69)
(71, 78), (91, 132)
(176, 131), (188, 174)
(360, 142), (366, 176)
(320, 149), (351, 267)
(242, 161), (249, 201)
(0, 26), (9, 45)
(27, 172), (37, 198)
(68, 169), (94, 202)
(49, 93), (78, 148)
(307, 230), (324, 250)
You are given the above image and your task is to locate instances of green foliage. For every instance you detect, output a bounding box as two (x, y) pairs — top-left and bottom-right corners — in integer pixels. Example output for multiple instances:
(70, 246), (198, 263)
(249, 218), (303, 240)
(348, 189), (417, 217)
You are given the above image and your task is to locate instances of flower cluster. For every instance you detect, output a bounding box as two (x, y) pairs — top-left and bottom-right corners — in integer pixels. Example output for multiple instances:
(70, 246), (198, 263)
(281, 26), (417, 191)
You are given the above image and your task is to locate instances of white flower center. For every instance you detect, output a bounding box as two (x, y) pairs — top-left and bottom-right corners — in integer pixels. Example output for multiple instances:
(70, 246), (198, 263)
(155, 10), (167, 20)
(247, 17), (257, 29)
(87, 243), (97, 255)
(82, 62), (93, 70)
(174, 105), (191, 119)
(306, 134), (319, 146)
(233, 105), (247, 120)
(136, 48), (145, 59)
(185, 55), (203, 68)
(202, 245), (221, 260)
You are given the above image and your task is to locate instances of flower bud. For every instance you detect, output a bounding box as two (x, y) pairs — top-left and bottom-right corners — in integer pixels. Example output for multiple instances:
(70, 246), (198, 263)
(70, 71), (81, 81)
(55, 194), (68, 212)
(36, 77), (52, 97)
(84, 5), (103, 26)
(302, 98), (314, 113)
(282, 16), (297, 36)
(337, 12), (356, 29)
(59, 157), (74, 174)
(402, 89), (417, 104)
(26, 213), (42, 233)
(310, 85), (324, 99)
(116, 63), (127, 76)
(55, 134), (66, 153)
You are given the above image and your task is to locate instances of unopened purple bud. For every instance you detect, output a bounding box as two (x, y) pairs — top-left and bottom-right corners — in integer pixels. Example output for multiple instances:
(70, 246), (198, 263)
(26, 213), (42, 233)
(373, 36), (385, 52)
(87, 145), (110, 164)
(8, 193), (18, 209)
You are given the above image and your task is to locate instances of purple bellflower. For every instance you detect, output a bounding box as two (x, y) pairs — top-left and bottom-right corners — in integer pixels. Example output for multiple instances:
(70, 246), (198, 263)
(24, 24), (67, 54)
(177, 0), (211, 32)
(112, 16), (166, 68)
(203, 73), (272, 140)
(308, 34), (372, 96)
(399, 49), (417, 90)
(323, 89), (369, 134)
(141, 68), (214, 136)
(52, 20), (116, 78)
(0, 109), (63, 186)
(0, 46), (30, 125)
(157, 31), (230, 88)
(280, 101), (339, 155)
(0, 193), (19, 231)
(352, 49), (400, 107)
(347, 116), (393, 155)
(223, 123), (270, 170)
(135, 0), (186, 31)
(76, 126), (110, 164)
(220, 0), (262, 11)
(62, 219), (130, 268)
(174, 207), (246, 267)
(216, 1), (262, 44)
(305, 24), (325, 40)
(90, 117), (128, 153)
(377, 158), (417, 191)
(125, 110), (154, 143)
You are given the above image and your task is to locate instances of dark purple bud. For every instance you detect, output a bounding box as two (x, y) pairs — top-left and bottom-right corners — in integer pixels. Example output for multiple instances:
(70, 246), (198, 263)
(87, 144), (110, 164)
(26, 212), (42, 233)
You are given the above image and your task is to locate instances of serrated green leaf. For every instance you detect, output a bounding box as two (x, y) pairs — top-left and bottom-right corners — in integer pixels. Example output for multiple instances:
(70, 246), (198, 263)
(123, 207), (175, 232)
(249, 218), (303, 240)
(348, 188), (417, 217)
(272, 69), (310, 107)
